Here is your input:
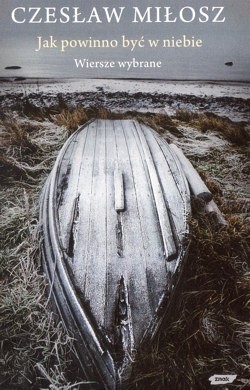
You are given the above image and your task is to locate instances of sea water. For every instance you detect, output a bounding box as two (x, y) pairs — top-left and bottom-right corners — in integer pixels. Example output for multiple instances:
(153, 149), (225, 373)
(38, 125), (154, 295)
(1, 12), (250, 82)
(1, 41), (250, 81)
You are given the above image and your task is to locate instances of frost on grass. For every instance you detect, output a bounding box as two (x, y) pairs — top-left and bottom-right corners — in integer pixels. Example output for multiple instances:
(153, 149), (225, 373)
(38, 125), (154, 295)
(175, 109), (249, 145)
(125, 212), (250, 389)
(0, 90), (249, 389)
(0, 118), (84, 389)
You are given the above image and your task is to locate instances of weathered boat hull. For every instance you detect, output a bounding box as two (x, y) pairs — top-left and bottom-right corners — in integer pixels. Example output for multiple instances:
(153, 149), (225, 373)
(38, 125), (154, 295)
(40, 119), (191, 388)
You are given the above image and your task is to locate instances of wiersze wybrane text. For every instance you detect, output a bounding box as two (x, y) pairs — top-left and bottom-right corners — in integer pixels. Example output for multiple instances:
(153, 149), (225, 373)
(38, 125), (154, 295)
(74, 58), (162, 71)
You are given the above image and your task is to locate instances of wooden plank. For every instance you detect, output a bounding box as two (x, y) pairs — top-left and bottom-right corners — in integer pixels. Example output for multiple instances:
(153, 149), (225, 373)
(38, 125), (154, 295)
(133, 121), (177, 262)
(57, 125), (89, 251)
(71, 121), (98, 287)
(138, 123), (189, 243)
(121, 120), (174, 341)
(114, 120), (156, 343)
(75, 120), (107, 328)
(55, 134), (77, 208)
(170, 143), (212, 202)
(104, 120), (124, 332)
(155, 133), (190, 205)
(114, 165), (125, 212)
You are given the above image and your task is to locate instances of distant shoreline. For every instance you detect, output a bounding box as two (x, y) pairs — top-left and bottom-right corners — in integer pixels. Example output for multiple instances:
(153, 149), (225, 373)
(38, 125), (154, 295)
(0, 76), (250, 86)
(1, 77), (249, 103)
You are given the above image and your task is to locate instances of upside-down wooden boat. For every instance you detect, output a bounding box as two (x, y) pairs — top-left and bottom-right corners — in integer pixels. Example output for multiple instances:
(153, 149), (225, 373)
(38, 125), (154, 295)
(39, 119), (191, 388)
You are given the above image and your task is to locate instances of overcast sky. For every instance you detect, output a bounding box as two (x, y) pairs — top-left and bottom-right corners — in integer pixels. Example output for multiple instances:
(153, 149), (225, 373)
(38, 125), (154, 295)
(0, 1), (249, 80)
(1, 0), (249, 33)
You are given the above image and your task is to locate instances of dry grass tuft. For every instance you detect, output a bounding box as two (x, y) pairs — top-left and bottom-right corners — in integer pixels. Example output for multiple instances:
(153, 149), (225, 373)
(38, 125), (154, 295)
(0, 118), (67, 182)
(55, 107), (89, 132)
(0, 116), (83, 389)
(54, 106), (119, 135)
(137, 112), (179, 135)
(53, 105), (178, 138)
(198, 113), (248, 145)
(175, 109), (249, 145)
(0, 119), (39, 152)
(175, 108), (198, 123)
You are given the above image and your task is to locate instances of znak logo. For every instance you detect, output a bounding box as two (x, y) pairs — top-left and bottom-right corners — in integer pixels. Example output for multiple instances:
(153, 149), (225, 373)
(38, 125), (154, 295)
(209, 374), (237, 385)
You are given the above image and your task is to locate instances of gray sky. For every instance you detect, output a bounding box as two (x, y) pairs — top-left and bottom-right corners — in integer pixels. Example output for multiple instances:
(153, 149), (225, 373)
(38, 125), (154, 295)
(0, 1), (250, 80)
(1, 0), (249, 33)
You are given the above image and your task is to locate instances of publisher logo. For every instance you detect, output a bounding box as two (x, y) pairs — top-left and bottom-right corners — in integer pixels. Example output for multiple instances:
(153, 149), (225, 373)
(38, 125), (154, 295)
(209, 375), (237, 385)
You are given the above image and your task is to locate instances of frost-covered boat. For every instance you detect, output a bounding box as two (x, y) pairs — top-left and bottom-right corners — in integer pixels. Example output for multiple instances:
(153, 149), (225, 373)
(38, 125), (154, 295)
(39, 119), (191, 388)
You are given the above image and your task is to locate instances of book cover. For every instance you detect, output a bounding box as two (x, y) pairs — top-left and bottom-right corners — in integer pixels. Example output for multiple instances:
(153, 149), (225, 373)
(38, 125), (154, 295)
(0, 1), (249, 389)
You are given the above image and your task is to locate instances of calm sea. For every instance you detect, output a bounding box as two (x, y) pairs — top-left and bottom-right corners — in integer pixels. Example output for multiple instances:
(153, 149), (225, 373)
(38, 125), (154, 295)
(1, 1), (250, 81)
(1, 30), (250, 81)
